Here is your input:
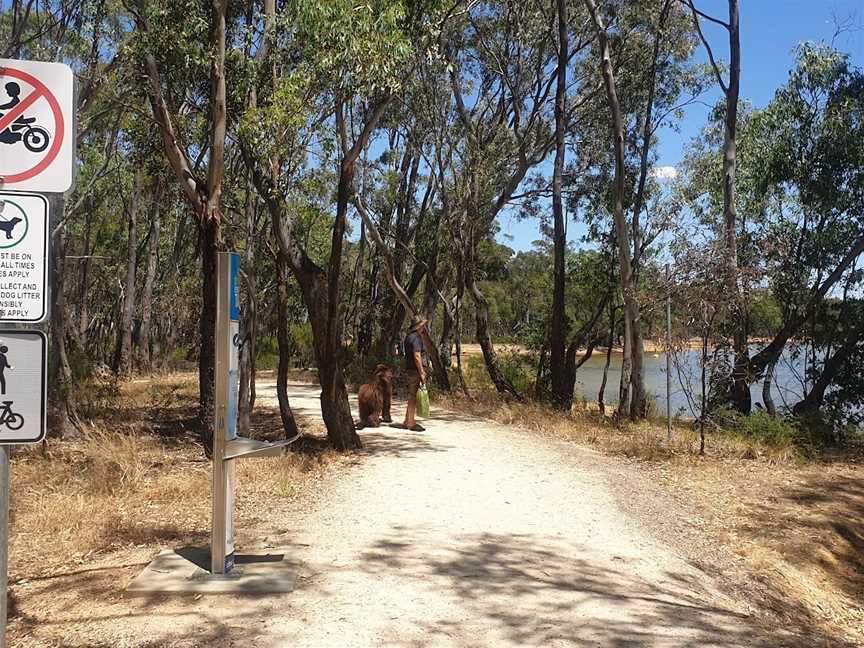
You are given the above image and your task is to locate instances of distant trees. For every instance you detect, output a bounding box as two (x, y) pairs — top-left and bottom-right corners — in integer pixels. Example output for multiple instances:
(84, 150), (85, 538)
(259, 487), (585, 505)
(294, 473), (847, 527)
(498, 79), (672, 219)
(5, 0), (859, 449)
(676, 43), (864, 430)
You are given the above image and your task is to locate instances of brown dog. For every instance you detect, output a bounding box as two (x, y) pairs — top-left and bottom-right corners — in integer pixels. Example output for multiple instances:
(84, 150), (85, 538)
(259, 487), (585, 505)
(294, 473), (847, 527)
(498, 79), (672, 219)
(357, 364), (394, 428)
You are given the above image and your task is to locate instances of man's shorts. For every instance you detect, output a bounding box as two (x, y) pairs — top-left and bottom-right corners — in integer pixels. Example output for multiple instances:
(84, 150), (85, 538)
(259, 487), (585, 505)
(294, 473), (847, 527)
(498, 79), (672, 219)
(405, 369), (421, 397)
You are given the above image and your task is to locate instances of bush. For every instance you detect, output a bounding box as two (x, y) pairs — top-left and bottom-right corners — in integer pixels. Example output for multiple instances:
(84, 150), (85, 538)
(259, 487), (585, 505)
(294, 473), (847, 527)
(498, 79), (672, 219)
(164, 346), (192, 370)
(290, 323), (315, 368)
(711, 406), (744, 430)
(256, 336), (279, 371)
(739, 411), (798, 447)
(496, 348), (535, 394)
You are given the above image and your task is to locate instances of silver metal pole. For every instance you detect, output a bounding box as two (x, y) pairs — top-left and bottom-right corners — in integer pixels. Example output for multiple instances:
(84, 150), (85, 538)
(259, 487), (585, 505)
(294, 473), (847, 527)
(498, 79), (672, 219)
(211, 253), (233, 575)
(666, 263), (672, 442)
(0, 446), (10, 648)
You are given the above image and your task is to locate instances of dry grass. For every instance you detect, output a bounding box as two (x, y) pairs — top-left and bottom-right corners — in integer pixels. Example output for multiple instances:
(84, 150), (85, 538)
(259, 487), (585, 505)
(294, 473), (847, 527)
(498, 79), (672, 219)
(440, 387), (864, 646)
(8, 372), (341, 586)
(441, 390), (803, 463)
(644, 458), (864, 646)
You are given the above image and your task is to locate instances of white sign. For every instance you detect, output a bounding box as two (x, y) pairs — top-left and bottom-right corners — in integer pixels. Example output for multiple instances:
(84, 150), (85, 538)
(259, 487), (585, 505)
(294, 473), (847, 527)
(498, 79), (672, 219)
(0, 192), (47, 322)
(0, 59), (74, 193)
(0, 330), (46, 444)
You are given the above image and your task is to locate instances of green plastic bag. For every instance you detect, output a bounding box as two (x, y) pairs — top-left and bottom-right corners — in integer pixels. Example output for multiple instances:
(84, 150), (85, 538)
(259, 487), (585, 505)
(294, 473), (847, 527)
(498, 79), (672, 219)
(416, 384), (430, 418)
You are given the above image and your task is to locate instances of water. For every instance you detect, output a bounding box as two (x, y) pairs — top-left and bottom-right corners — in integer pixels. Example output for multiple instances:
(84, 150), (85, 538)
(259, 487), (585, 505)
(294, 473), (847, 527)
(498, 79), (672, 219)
(572, 348), (810, 416)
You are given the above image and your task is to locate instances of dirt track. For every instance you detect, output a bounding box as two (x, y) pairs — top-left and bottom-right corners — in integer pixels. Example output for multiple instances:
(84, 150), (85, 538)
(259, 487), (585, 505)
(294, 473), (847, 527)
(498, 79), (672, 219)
(13, 380), (808, 647)
(209, 381), (793, 647)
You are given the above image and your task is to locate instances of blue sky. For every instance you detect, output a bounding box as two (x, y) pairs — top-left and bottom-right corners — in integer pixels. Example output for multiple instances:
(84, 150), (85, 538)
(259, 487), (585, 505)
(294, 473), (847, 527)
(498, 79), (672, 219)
(496, 0), (864, 252)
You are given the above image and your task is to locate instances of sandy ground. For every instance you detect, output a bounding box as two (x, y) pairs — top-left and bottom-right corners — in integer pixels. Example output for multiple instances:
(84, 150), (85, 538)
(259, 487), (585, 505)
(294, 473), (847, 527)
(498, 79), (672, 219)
(188, 381), (795, 647)
(11, 380), (809, 647)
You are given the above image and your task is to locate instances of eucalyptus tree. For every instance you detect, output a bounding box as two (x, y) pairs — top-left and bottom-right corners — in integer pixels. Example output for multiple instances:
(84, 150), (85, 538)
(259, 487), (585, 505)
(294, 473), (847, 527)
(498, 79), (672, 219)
(439, 0), (598, 399)
(689, 44), (864, 422)
(581, 0), (700, 419)
(130, 0), (230, 452)
(239, 0), (455, 449)
(684, 0), (747, 412)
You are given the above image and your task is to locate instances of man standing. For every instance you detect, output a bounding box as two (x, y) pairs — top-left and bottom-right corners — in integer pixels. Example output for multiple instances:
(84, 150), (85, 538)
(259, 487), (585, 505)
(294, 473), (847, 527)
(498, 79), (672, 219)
(402, 316), (429, 431)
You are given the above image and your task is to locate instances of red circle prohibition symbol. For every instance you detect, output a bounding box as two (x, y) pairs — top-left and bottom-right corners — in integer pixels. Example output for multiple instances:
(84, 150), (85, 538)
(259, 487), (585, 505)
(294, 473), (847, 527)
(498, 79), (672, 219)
(0, 67), (65, 184)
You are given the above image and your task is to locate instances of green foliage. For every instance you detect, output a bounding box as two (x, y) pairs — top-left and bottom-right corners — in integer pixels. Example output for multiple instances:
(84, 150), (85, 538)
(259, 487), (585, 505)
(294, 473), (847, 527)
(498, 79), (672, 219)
(289, 324), (316, 368)
(749, 292), (783, 337)
(255, 336), (280, 371)
(739, 412), (798, 447)
(466, 349), (535, 394)
(286, 0), (446, 95)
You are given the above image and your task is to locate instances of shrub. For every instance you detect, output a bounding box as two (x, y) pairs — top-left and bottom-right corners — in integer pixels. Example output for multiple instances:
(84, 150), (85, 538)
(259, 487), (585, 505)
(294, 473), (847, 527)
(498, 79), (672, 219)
(739, 411), (798, 447)
(290, 323), (315, 367)
(497, 348), (535, 395)
(711, 406), (744, 430)
(256, 335), (280, 371)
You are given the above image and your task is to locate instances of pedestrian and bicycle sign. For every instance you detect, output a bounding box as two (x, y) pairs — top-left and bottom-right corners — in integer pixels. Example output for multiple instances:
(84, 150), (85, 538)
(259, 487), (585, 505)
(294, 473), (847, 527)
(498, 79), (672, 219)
(0, 330), (45, 444)
(0, 59), (74, 194)
(0, 192), (47, 323)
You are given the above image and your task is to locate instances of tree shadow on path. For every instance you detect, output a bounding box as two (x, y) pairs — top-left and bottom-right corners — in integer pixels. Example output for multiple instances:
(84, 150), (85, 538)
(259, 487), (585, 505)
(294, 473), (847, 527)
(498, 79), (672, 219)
(353, 526), (817, 648)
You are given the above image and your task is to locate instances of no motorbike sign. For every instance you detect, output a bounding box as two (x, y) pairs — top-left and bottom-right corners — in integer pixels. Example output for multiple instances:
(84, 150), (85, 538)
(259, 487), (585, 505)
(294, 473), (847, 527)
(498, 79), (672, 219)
(0, 59), (74, 193)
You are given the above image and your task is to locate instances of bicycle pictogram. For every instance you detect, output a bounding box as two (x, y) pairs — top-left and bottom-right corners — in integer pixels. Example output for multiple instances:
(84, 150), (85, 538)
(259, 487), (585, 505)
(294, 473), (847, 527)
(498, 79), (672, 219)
(0, 400), (23, 430)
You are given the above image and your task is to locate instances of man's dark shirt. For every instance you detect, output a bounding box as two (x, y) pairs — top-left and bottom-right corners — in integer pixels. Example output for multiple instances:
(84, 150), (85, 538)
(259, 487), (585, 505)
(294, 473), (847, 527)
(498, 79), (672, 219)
(403, 330), (428, 372)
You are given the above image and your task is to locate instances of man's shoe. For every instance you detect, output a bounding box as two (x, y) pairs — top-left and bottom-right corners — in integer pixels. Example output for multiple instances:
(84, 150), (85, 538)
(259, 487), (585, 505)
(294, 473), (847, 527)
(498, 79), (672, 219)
(409, 424), (426, 432)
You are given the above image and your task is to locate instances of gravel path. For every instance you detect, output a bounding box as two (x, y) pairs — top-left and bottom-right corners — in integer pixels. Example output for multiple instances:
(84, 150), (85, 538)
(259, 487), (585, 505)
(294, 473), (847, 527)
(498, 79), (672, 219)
(237, 381), (788, 648)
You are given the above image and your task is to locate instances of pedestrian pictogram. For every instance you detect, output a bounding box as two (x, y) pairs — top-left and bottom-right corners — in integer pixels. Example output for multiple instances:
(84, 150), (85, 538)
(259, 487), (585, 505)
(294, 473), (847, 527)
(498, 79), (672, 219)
(0, 59), (74, 193)
(0, 192), (47, 322)
(0, 331), (45, 444)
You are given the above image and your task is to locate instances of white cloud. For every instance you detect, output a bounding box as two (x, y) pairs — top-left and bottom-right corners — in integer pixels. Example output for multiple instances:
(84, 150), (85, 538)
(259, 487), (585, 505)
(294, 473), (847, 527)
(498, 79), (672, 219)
(652, 165), (678, 180)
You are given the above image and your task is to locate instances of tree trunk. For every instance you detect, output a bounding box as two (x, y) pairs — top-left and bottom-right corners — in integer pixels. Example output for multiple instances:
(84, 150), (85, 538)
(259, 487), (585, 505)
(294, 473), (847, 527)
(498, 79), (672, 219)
(438, 302), (455, 370)
(549, 0), (569, 409)
(535, 342), (548, 401)
(195, 0), (229, 456)
(307, 277), (359, 450)
(562, 294), (610, 406)
(454, 263), (469, 396)
(626, 1), (673, 421)
(77, 201), (93, 344)
(248, 165), (360, 450)
(275, 250), (300, 439)
(137, 0), (229, 454)
(762, 356), (776, 416)
(198, 215), (220, 454)
(629, 316), (648, 419)
(48, 220), (79, 439)
(139, 179), (161, 372)
(238, 184), (258, 437)
(465, 265), (521, 399)
(585, 0), (643, 421)
(598, 307), (617, 416)
(114, 169), (142, 375)
(723, 1), (748, 414)
(793, 329), (862, 416)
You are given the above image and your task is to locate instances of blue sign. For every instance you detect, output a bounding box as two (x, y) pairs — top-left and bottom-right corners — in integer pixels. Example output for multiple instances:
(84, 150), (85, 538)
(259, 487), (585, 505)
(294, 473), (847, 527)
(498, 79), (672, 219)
(229, 253), (240, 322)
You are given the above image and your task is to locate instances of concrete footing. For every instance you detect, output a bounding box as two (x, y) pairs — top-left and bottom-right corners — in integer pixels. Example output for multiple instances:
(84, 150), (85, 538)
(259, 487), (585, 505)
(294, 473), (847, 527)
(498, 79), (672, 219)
(126, 547), (298, 594)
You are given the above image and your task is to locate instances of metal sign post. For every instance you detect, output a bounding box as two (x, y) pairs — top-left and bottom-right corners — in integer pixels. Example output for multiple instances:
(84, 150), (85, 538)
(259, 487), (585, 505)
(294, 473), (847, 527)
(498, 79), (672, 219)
(211, 253), (239, 575)
(0, 57), (74, 645)
(210, 252), (298, 576)
(666, 263), (672, 442)
(0, 446), (8, 648)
